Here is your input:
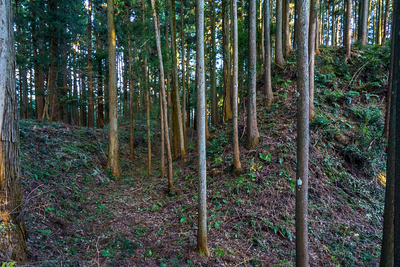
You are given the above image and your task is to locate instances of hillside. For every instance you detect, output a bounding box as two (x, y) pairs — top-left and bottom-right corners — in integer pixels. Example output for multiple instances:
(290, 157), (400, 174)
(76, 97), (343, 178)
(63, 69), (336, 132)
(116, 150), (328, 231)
(20, 45), (389, 266)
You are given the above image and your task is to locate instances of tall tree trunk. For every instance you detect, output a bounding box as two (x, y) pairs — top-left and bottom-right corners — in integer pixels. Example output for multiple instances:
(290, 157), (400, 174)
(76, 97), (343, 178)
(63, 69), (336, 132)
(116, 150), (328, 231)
(393, 0), (400, 263)
(326, 4), (330, 45)
(181, 0), (187, 148)
(97, 56), (104, 128)
(382, 0), (390, 44)
(186, 47), (191, 128)
(296, 0), (310, 264)
(309, 0), (317, 121)
(376, 0), (382, 45)
(211, 0), (218, 125)
(164, 8), (173, 148)
(32, 0), (44, 120)
(264, 0), (273, 107)
(232, 0), (242, 174)
(123, 52), (129, 117)
(128, 45), (135, 160)
(87, 0), (94, 127)
(275, 0), (285, 67)
(151, 0), (173, 188)
(0, 0), (28, 261)
(380, 21), (395, 266)
(146, 57), (152, 175)
(332, 3), (336, 46)
(345, 0), (352, 60)
(246, 0), (260, 149)
(106, 0), (121, 178)
(21, 68), (28, 119)
(284, 0), (291, 58)
(196, 0), (210, 255)
(169, 0), (186, 162)
(73, 54), (79, 125)
(222, 0), (233, 122)
(360, 0), (369, 45)
(47, 0), (60, 121)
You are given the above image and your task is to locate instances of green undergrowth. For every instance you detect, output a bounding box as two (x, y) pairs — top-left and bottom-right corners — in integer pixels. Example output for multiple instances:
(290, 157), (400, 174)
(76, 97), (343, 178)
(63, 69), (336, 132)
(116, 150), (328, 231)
(20, 45), (389, 266)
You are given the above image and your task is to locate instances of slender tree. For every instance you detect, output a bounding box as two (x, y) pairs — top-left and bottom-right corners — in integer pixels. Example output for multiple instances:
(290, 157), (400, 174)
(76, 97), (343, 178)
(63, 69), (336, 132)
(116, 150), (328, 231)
(246, 0), (260, 149)
(264, 0), (273, 106)
(211, 0), (218, 125)
(151, 0), (173, 188)
(0, 0), (28, 262)
(222, 0), (232, 122)
(232, 0), (241, 174)
(181, 0), (187, 148)
(284, 0), (291, 58)
(380, 27), (395, 266)
(275, 0), (285, 67)
(345, 0), (352, 60)
(360, 0), (369, 45)
(146, 57), (152, 175)
(393, 0), (400, 263)
(106, 0), (121, 178)
(196, 0), (210, 256)
(309, 0), (317, 120)
(129, 44), (135, 160)
(169, 0), (186, 162)
(87, 0), (94, 127)
(382, 0), (390, 44)
(296, 0), (310, 264)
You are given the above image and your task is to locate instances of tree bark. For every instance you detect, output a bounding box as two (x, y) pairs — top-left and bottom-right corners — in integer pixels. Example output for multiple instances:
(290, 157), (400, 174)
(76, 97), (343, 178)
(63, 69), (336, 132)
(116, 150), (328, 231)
(186, 47), (191, 128)
(264, 0), (273, 107)
(168, 0), (186, 162)
(106, 0), (121, 178)
(309, 0), (317, 121)
(296, 0), (310, 265)
(123, 52), (129, 117)
(196, 0), (210, 256)
(284, 0), (291, 58)
(345, 0), (352, 60)
(360, 0), (369, 45)
(87, 0), (94, 127)
(0, 0), (28, 261)
(211, 0), (218, 125)
(382, 0), (390, 44)
(151, 0), (173, 188)
(275, 0), (285, 67)
(246, 0), (260, 150)
(222, 0), (232, 122)
(393, 0), (400, 263)
(332, 3), (336, 46)
(380, 22), (395, 266)
(232, 0), (242, 174)
(146, 57), (152, 175)
(181, 0), (187, 148)
(128, 45), (135, 161)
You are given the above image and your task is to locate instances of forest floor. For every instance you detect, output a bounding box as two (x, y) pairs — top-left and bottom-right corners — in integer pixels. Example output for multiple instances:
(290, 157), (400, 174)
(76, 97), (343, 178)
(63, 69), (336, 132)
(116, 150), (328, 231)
(20, 44), (389, 266)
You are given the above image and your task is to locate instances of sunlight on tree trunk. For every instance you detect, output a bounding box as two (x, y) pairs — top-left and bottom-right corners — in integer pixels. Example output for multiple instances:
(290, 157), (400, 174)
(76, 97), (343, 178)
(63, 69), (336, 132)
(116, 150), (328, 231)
(106, 0), (120, 178)
(309, 0), (318, 121)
